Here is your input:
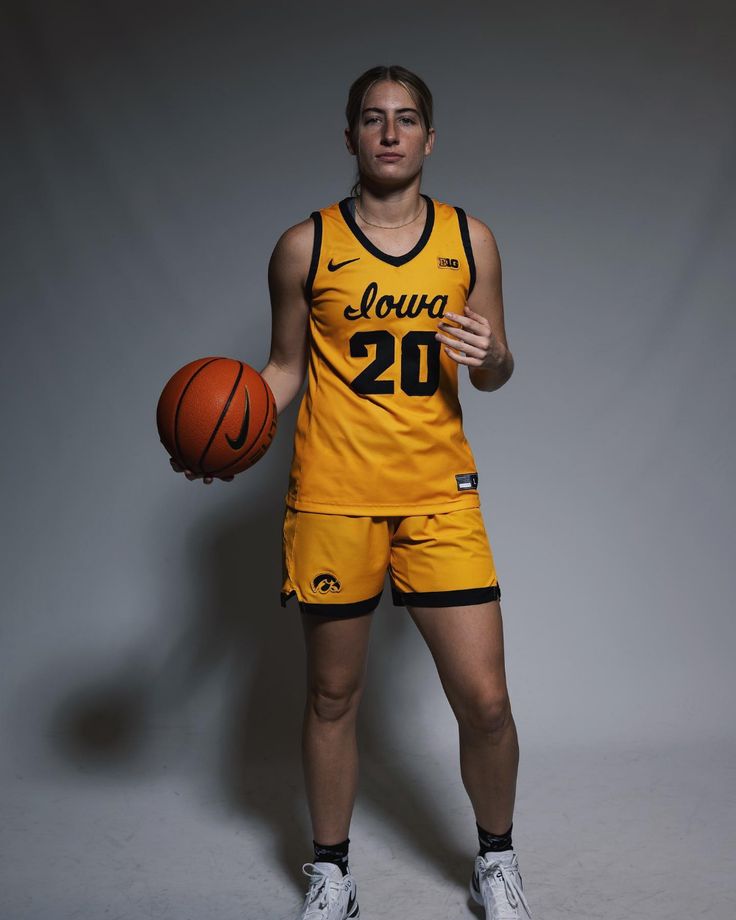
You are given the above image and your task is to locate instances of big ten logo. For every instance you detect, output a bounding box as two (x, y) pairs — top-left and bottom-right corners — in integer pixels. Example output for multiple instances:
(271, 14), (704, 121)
(437, 257), (460, 269)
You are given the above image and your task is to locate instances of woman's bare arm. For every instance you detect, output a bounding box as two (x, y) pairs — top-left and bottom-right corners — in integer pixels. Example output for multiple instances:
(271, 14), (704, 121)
(259, 218), (314, 414)
(170, 218), (313, 482)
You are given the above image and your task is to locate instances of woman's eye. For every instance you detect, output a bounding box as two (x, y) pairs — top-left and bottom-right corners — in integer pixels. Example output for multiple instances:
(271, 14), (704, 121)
(362, 115), (417, 127)
(363, 115), (417, 126)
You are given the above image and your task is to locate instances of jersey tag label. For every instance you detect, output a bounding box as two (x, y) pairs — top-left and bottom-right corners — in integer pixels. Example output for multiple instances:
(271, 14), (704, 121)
(455, 472), (479, 491)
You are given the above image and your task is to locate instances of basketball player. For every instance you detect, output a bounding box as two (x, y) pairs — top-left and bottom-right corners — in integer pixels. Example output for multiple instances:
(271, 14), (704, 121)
(172, 65), (532, 920)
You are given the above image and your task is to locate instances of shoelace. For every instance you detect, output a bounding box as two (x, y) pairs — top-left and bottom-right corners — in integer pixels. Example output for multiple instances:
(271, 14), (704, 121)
(301, 863), (345, 918)
(478, 857), (532, 919)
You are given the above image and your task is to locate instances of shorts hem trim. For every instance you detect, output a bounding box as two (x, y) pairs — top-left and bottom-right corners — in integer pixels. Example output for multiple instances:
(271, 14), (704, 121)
(282, 590), (383, 618)
(390, 584), (501, 607)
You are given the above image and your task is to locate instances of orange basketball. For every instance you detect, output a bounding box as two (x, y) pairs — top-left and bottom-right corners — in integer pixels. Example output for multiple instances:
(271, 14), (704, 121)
(157, 357), (277, 477)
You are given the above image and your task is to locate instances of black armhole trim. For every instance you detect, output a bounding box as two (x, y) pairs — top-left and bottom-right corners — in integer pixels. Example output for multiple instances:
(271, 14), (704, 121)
(304, 211), (322, 305)
(455, 206), (476, 296)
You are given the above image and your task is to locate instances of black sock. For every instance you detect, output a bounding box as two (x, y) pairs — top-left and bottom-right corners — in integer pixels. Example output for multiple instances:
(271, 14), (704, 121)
(477, 821), (513, 856)
(313, 837), (350, 876)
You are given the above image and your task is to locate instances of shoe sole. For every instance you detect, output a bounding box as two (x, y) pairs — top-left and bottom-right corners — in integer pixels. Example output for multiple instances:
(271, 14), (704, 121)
(298, 898), (359, 919)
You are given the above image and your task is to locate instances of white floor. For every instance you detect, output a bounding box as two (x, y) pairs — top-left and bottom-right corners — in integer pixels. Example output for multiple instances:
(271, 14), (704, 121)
(2, 729), (735, 919)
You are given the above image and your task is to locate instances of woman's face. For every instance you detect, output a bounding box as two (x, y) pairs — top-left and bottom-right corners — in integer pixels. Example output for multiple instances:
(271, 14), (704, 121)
(345, 79), (435, 191)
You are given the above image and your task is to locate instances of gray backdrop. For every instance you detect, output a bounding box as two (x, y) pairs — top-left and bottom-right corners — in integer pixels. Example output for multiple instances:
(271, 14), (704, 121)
(2, 1), (734, 918)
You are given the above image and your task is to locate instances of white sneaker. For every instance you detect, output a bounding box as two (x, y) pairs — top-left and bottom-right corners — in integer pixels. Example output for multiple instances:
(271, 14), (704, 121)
(469, 849), (532, 919)
(295, 861), (360, 919)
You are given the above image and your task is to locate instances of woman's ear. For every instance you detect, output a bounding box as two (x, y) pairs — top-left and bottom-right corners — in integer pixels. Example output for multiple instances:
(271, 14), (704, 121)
(424, 126), (436, 157)
(345, 128), (356, 156)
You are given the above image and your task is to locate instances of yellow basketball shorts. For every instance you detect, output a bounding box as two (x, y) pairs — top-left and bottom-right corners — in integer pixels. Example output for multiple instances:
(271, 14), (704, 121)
(280, 505), (500, 617)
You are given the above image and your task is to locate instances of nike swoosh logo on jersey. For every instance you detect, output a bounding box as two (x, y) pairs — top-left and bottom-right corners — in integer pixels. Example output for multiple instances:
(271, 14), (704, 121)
(225, 386), (250, 450)
(328, 257), (360, 271)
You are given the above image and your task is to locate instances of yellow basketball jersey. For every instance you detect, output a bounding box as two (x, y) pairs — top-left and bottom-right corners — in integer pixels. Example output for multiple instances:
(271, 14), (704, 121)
(285, 194), (482, 515)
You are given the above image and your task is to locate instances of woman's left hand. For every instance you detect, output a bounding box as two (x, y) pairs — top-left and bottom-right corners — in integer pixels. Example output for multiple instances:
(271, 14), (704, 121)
(435, 305), (507, 368)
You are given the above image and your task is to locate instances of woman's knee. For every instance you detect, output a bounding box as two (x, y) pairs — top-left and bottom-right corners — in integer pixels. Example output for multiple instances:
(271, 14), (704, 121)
(457, 687), (512, 735)
(308, 680), (363, 722)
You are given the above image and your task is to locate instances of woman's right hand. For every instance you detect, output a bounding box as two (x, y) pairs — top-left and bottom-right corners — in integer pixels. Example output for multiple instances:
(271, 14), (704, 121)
(169, 457), (234, 484)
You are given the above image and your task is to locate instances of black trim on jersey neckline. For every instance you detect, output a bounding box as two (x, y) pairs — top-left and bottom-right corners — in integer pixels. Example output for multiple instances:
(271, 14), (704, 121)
(304, 211), (322, 304)
(338, 194), (435, 266)
(455, 206), (477, 296)
(390, 582), (500, 607)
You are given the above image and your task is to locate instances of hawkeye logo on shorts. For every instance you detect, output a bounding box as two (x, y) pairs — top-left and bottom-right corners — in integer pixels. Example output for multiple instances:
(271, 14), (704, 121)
(437, 256), (460, 269)
(456, 472), (479, 491)
(311, 572), (342, 595)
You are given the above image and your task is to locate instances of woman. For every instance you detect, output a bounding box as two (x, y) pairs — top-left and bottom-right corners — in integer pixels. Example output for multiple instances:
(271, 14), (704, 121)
(173, 64), (532, 920)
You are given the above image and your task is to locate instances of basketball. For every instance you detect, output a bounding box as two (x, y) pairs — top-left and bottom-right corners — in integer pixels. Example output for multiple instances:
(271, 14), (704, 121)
(157, 357), (277, 477)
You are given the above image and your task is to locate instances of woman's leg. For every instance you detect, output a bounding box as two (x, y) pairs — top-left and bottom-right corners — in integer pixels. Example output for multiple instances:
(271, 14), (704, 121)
(406, 599), (518, 834)
(300, 610), (374, 844)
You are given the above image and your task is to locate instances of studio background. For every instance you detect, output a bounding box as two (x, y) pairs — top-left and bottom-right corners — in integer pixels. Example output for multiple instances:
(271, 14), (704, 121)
(2, 1), (734, 918)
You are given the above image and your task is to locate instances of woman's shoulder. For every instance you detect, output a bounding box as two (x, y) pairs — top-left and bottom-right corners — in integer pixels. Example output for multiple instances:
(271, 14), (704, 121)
(271, 216), (315, 258)
(268, 217), (317, 286)
(453, 206), (497, 251)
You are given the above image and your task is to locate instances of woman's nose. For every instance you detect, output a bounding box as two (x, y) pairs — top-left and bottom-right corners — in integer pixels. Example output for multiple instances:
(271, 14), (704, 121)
(381, 119), (398, 144)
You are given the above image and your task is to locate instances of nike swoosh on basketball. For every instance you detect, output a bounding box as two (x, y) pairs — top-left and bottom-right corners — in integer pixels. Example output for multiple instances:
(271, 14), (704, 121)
(327, 257), (360, 271)
(226, 386), (250, 450)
